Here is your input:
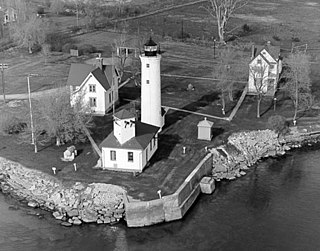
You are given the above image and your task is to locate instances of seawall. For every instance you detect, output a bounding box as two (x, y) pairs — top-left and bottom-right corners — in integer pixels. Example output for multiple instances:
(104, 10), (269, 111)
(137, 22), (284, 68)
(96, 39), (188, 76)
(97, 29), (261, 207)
(124, 153), (213, 227)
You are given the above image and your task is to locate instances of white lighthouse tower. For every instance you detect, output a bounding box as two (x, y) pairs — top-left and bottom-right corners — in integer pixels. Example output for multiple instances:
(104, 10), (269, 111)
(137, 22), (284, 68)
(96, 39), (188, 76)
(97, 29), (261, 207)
(140, 38), (164, 129)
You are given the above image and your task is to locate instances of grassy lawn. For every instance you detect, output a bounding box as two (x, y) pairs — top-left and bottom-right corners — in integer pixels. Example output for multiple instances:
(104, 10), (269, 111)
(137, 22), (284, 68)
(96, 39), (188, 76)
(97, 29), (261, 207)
(0, 0), (319, 201)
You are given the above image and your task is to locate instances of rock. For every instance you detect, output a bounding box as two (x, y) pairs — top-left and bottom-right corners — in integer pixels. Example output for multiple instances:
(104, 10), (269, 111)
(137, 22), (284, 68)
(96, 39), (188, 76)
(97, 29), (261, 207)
(97, 219), (103, 224)
(0, 174), (5, 180)
(27, 201), (39, 208)
(68, 219), (74, 224)
(113, 213), (123, 219)
(61, 222), (72, 227)
(240, 171), (246, 176)
(52, 211), (63, 220)
(80, 209), (98, 223)
(66, 209), (79, 218)
(114, 208), (125, 215)
(103, 217), (111, 224)
(72, 218), (82, 225)
(73, 182), (85, 191)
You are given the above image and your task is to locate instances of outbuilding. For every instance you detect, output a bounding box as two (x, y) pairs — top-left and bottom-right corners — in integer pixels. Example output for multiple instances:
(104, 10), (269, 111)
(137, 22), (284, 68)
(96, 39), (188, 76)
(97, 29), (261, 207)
(197, 117), (214, 141)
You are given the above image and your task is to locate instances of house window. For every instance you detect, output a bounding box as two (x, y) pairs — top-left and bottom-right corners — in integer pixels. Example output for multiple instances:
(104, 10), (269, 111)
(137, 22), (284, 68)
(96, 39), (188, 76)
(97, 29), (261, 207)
(150, 141), (153, 151)
(110, 150), (116, 161)
(257, 59), (262, 64)
(146, 80), (150, 84)
(146, 64), (150, 68)
(270, 64), (275, 69)
(153, 137), (156, 147)
(109, 93), (112, 103)
(89, 97), (96, 107)
(89, 84), (96, 92)
(128, 152), (133, 162)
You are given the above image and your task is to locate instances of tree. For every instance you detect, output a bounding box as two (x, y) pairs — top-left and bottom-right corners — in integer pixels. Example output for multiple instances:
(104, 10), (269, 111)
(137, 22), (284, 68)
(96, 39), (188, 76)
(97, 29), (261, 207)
(249, 63), (269, 118)
(213, 46), (248, 114)
(10, 15), (51, 53)
(20, 88), (94, 147)
(49, 0), (65, 15)
(203, 0), (248, 42)
(282, 52), (312, 125)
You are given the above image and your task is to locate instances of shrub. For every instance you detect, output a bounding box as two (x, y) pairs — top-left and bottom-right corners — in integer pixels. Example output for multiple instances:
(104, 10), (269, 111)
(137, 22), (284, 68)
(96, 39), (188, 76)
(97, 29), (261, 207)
(31, 43), (42, 53)
(62, 43), (77, 53)
(78, 44), (97, 55)
(291, 36), (300, 42)
(272, 35), (281, 41)
(267, 115), (289, 135)
(70, 26), (81, 33)
(242, 23), (251, 33)
(45, 32), (75, 52)
(0, 112), (26, 135)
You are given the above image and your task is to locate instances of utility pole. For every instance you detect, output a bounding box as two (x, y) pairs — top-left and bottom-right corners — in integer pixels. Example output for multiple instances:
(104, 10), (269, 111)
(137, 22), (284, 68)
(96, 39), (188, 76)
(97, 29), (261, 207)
(0, 63), (8, 104)
(27, 73), (39, 153)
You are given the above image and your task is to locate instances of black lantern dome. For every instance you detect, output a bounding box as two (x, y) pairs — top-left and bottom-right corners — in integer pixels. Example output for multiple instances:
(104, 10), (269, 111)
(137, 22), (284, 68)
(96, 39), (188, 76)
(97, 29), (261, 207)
(144, 37), (158, 57)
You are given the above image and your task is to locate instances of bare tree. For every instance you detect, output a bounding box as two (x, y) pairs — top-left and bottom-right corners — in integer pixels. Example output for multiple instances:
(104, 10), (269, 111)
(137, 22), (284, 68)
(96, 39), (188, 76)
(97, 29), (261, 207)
(282, 52), (312, 125)
(203, 0), (248, 42)
(10, 15), (51, 53)
(249, 63), (269, 118)
(49, 0), (65, 15)
(20, 88), (94, 147)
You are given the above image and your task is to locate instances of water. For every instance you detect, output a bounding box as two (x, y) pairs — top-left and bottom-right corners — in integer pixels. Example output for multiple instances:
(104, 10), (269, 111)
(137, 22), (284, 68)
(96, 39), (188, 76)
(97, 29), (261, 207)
(1, 147), (320, 251)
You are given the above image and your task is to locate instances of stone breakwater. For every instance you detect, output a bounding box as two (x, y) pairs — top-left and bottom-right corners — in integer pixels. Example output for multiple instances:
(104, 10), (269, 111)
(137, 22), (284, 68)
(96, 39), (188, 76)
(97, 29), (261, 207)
(211, 127), (320, 181)
(0, 157), (125, 226)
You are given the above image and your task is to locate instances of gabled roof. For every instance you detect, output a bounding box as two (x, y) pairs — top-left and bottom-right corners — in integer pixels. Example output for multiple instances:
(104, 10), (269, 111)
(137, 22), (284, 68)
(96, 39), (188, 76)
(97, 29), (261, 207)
(67, 63), (111, 91)
(255, 44), (280, 61)
(67, 63), (96, 87)
(114, 109), (135, 120)
(198, 118), (214, 127)
(100, 121), (159, 150)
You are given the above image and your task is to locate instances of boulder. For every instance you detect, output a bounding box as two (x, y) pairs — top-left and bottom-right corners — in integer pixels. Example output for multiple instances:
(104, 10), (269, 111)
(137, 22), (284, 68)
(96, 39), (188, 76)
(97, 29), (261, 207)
(72, 217), (82, 225)
(52, 211), (63, 220)
(27, 201), (39, 208)
(61, 222), (72, 227)
(66, 209), (79, 218)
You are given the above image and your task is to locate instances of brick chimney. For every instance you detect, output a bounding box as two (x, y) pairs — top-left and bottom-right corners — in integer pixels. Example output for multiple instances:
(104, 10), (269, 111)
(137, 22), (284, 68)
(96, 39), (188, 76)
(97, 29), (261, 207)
(95, 53), (103, 70)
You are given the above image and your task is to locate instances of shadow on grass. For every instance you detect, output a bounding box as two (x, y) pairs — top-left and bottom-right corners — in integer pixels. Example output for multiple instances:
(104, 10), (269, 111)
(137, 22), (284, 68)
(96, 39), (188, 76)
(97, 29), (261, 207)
(149, 134), (182, 164)
(163, 92), (220, 129)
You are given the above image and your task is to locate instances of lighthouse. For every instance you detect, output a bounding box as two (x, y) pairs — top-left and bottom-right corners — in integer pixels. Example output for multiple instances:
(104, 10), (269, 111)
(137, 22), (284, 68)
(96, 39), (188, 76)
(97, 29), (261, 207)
(140, 37), (164, 129)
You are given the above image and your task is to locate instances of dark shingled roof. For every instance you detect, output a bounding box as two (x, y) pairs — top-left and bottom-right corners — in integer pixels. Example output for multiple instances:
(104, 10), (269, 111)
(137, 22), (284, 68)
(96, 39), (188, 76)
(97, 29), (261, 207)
(100, 121), (159, 150)
(91, 68), (111, 91)
(67, 63), (111, 91)
(255, 44), (280, 61)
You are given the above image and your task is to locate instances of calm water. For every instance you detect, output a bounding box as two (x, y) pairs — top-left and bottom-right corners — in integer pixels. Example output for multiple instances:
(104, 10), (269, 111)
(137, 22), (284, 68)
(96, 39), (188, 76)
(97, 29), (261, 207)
(1, 147), (320, 251)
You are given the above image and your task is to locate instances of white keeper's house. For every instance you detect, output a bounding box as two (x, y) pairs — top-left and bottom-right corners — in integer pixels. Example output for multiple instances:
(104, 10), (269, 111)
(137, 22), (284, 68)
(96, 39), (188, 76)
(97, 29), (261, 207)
(100, 109), (159, 172)
(67, 57), (120, 114)
(99, 37), (165, 172)
(248, 41), (282, 96)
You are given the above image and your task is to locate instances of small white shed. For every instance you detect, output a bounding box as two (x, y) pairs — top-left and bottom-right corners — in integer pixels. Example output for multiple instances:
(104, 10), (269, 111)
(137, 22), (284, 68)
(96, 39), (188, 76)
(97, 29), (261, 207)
(197, 117), (214, 141)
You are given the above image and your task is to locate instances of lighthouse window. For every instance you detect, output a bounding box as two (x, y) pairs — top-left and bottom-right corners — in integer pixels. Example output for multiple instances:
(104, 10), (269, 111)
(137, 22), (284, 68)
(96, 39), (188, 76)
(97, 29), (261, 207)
(146, 80), (150, 84)
(146, 64), (150, 68)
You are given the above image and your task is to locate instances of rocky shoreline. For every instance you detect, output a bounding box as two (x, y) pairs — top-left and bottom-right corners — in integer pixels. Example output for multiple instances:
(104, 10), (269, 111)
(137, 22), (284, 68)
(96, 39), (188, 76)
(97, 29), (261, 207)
(0, 125), (320, 227)
(210, 126), (320, 181)
(0, 158), (125, 226)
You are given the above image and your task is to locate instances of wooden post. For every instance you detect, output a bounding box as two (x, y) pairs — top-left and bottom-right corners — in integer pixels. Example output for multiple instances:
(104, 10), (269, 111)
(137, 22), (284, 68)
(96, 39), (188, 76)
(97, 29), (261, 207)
(0, 63), (8, 104)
